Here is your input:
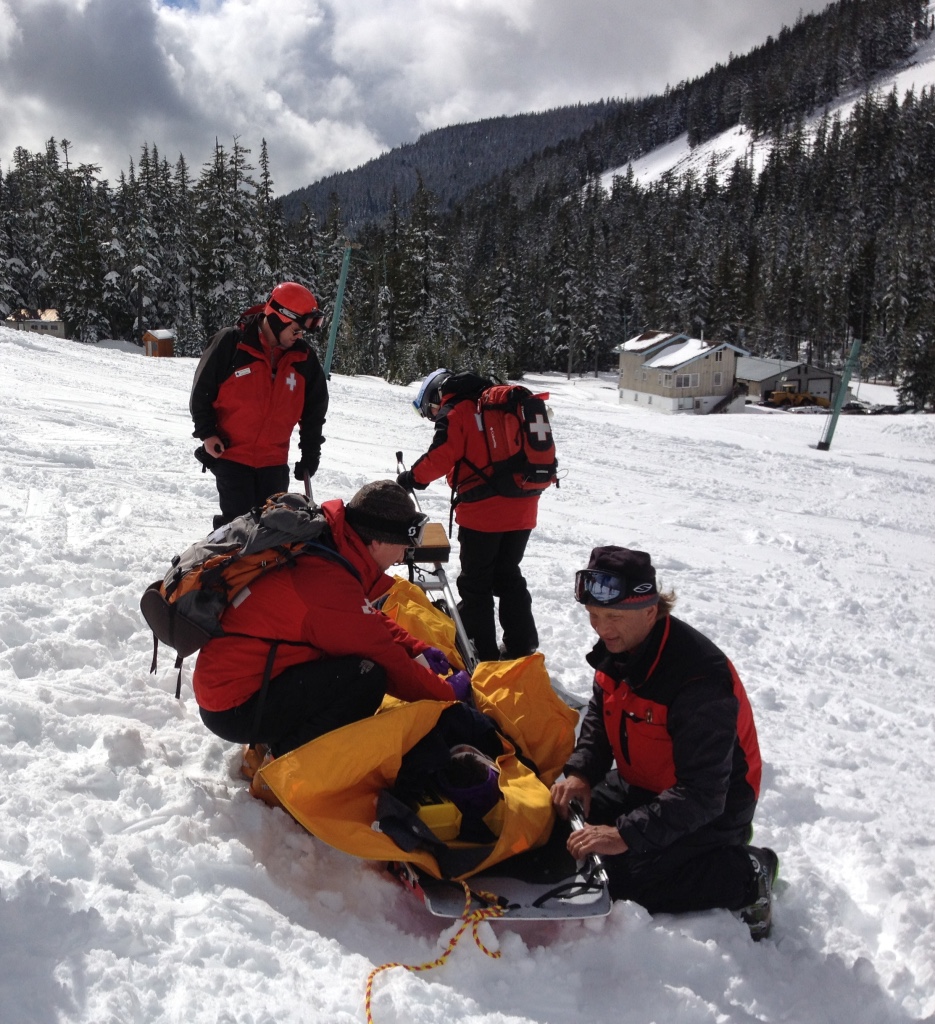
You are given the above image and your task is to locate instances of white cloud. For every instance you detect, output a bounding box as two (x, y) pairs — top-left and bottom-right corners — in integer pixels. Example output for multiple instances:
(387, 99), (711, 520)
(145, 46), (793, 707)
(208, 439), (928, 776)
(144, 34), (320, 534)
(0, 0), (832, 194)
(0, 1), (22, 57)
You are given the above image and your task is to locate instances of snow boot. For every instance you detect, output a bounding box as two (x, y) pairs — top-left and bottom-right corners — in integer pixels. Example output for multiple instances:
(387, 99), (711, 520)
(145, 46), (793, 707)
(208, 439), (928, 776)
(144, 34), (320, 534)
(740, 846), (779, 941)
(246, 749), (282, 809)
(240, 743), (269, 781)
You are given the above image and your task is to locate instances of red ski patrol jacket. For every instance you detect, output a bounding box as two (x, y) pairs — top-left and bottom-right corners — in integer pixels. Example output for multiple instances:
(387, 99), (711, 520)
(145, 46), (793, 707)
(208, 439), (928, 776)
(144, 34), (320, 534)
(192, 499), (458, 712)
(410, 395), (539, 531)
(189, 314), (328, 469)
(565, 615), (762, 856)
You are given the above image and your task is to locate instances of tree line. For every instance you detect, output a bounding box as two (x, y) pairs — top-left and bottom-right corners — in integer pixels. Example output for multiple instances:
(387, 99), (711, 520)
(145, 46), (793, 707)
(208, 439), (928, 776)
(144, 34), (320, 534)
(1, 0), (933, 407)
(0, 137), (352, 358)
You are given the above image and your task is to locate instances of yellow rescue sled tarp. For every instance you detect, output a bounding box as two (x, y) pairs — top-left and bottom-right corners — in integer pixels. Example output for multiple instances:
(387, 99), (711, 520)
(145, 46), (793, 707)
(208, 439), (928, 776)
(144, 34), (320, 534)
(259, 576), (578, 879)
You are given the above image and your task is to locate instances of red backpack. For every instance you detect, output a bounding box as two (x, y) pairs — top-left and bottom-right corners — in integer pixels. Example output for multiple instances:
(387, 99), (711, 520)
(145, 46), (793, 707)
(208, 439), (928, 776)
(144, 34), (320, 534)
(456, 384), (558, 502)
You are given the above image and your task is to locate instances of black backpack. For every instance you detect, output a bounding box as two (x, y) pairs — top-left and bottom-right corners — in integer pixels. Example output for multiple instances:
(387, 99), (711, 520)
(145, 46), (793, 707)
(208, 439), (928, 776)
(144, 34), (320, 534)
(140, 493), (356, 697)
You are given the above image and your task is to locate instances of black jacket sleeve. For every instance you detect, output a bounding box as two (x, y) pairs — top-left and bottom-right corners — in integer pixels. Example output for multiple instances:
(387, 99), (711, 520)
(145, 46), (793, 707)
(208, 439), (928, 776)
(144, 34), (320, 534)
(189, 327), (239, 440)
(297, 347), (328, 458)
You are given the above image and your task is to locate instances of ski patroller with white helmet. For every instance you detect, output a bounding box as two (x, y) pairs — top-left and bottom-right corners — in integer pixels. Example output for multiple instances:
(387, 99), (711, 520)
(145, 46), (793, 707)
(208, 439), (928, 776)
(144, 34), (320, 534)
(413, 368), (452, 420)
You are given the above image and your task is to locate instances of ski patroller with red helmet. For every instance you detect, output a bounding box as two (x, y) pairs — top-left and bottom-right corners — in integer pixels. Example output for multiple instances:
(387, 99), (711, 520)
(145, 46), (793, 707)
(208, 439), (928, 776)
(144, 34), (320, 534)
(265, 282), (325, 332)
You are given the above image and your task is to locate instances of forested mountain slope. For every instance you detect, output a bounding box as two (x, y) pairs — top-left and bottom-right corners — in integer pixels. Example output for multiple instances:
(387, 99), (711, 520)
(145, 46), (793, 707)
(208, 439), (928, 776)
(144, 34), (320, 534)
(282, 0), (930, 230)
(279, 103), (621, 229)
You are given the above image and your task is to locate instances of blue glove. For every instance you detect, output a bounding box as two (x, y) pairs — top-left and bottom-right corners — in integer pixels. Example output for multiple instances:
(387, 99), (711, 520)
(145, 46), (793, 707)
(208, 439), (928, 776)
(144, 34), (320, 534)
(422, 647), (451, 675)
(447, 670), (472, 703)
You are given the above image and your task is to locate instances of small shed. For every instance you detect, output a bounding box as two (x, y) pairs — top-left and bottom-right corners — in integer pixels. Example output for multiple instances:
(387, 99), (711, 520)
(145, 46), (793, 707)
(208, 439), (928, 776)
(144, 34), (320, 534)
(143, 329), (175, 357)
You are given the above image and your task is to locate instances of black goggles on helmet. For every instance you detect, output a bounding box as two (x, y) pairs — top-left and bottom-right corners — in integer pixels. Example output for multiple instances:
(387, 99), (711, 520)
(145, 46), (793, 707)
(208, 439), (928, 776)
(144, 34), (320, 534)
(270, 299), (325, 332)
(574, 569), (657, 607)
(299, 310), (325, 331)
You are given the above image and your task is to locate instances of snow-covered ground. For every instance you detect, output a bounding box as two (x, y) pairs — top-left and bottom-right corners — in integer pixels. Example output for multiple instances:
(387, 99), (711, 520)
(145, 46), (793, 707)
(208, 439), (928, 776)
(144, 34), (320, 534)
(1, 327), (933, 1024)
(602, 19), (935, 189)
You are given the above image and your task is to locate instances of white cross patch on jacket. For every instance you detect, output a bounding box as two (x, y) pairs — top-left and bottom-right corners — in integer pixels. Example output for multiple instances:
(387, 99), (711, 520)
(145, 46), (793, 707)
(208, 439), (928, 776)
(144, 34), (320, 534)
(286, 372), (297, 392)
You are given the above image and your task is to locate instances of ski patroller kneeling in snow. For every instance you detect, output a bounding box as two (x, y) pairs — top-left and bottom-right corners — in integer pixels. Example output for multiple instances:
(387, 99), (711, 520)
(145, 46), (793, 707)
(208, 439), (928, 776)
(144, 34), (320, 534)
(551, 546), (779, 940)
(193, 480), (471, 758)
(189, 282), (329, 529)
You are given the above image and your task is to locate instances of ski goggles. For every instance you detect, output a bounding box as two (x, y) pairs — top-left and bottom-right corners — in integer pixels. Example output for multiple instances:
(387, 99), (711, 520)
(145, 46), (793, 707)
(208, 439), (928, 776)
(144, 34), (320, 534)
(574, 569), (658, 608)
(405, 512), (430, 546)
(293, 309), (325, 332)
(269, 298), (326, 332)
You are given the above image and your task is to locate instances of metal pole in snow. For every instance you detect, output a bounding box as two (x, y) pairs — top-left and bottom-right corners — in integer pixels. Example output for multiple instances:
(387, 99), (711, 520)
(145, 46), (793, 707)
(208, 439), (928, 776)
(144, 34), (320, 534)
(817, 336), (862, 452)
(322, 246), (353, 378)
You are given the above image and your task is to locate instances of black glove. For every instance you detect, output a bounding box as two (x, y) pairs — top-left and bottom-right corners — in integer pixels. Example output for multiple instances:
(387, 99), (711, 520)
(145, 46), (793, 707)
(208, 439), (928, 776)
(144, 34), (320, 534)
(396, 470), (427, 492)
(194, 445), (218, 475)
(294, 449), (321, 481)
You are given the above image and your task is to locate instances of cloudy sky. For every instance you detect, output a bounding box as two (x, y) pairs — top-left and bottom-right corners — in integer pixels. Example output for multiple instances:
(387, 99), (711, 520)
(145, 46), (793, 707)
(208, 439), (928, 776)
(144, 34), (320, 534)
(0, 0), (829, 196)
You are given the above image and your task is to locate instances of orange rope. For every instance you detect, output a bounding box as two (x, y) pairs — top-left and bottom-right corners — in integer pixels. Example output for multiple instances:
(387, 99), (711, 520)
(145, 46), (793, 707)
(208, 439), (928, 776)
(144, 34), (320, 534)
(364, 882), (505, 1023)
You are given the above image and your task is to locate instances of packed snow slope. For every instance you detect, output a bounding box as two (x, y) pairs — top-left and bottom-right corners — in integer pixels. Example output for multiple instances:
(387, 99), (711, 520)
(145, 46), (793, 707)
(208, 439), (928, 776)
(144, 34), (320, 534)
(1, 327), (933, 1024)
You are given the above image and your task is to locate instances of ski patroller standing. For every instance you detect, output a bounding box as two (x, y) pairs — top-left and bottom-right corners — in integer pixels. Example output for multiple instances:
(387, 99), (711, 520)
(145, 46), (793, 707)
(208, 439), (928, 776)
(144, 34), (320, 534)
(398, 369), (556, 663)
(190, 282), (328, 529)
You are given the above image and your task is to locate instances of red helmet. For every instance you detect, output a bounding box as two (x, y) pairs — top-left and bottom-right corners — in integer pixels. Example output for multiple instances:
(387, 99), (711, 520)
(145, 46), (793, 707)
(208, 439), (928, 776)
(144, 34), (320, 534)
(265, 282), (324, 332)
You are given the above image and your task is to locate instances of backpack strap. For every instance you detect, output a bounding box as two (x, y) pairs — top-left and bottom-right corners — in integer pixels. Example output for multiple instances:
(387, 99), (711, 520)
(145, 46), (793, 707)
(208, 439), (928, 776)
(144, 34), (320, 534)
(148, 634), (186, 702)
(249, 642), (280, 748)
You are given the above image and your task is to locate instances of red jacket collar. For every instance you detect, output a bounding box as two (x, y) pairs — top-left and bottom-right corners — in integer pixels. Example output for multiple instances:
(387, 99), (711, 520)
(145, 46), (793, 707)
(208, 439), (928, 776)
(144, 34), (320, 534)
(322, 499), (394, 598)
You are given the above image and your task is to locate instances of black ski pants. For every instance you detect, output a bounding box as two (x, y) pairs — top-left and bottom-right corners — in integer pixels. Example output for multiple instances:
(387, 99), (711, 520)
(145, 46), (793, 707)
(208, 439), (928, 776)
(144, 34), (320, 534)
(587, 772), (758, 913)
(455, 526), (538, 663)
(212, 459), (289, 529)
(199, 656), (386, 758)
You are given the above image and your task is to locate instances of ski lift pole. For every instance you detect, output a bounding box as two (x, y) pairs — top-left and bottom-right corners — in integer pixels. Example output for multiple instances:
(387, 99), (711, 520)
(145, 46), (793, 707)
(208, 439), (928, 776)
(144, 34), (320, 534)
(322, 246), (353, 378)
(817, 336), (862, 452)
(395, 450), (478, 672)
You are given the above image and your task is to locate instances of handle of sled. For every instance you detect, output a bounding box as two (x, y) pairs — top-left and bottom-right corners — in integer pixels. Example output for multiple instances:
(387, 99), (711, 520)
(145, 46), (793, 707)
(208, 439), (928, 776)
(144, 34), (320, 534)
(304, 470), (314, 504)
(396, 450), (423, 514)
(569, 798), (609, 885)
(396, 450), (478, 673)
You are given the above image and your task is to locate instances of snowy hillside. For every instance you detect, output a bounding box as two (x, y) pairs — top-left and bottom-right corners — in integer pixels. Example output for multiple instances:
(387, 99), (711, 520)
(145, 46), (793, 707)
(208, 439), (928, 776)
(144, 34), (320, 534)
(1, 327), (934, 1023)
(603, 20), (935, 188)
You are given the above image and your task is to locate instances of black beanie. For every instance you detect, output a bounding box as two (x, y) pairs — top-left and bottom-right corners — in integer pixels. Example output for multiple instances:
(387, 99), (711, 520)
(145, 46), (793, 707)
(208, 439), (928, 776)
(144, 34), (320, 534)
(346, 480), (420, 544)
(583, 546), (659, 608)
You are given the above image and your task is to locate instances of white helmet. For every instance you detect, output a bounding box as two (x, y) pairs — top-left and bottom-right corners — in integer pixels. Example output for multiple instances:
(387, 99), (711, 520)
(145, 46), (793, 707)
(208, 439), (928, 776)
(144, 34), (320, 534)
(412, 368), (451, 420)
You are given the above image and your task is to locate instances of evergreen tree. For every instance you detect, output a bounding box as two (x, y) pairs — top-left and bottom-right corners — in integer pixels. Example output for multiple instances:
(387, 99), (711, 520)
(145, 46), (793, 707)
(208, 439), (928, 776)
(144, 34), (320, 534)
(0, 164), (22, 316)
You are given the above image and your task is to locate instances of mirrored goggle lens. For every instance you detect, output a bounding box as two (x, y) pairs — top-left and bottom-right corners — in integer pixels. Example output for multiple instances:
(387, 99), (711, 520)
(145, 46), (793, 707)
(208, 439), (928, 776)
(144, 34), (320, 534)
(412, 397), (440, 420)
(298, 311), (325, 331)
(574, 570), (625, 606)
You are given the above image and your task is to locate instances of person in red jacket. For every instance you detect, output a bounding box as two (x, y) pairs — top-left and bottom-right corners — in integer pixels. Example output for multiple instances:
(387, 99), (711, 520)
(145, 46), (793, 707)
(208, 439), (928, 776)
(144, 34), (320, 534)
(397, 369), (539, 663)
(194, 480), (470, 757)
(190, 282), (328, 529)
(551, 546), (779, 940)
